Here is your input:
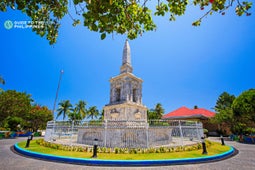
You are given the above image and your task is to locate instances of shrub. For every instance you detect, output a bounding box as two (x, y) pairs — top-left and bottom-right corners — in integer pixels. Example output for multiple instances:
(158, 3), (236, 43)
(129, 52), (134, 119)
(197, 143), (202, 149)
(114, 147), (119, 154)
(34, 139), (215, 155)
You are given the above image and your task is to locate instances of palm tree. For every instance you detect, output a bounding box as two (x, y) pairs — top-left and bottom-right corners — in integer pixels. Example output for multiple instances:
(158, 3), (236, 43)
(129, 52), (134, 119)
(74, 100), (87, 120)
(0, 76), (5, 85)
(56, 100), (73, 120)
(68, 111), (81, 122)
(99, 109), (104, 121)
(155, 103), (164, 119)
(87, 106), (99, 120)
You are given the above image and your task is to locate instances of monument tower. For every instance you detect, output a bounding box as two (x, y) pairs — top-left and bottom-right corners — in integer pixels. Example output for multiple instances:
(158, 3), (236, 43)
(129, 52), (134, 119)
(103, 40), (147, 121)
(76, 40), (171, 148)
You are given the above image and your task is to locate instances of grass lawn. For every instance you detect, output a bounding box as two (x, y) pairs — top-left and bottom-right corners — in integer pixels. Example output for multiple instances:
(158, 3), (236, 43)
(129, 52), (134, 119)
(17, 140), (231, 160)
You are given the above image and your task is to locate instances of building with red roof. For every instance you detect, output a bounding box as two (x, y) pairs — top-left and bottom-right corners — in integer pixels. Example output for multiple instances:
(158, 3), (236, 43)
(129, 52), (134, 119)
(162, 106), (217, 135)
(162, 106), (215, 120)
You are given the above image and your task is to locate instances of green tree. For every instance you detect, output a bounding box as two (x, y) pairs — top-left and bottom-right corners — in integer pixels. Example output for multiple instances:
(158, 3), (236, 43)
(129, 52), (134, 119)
(3, 116), (24, 131)
(99, 109), (104, 121)
(215, 92), (235, 112)
(155, 103), (165, 118)
(212, 92), (235, 134)
(0, 76), (5, 85)
(0, 0), (252, 44)
(68, 111), (81, 122)
(74, 100), (87, 120)
(0, 76), (4, 93)
(87, 106), (99, 120)
(232, 89), (255, 133)
(0, 90), (32, 126)
(147, 103), (165, 120)
(147, 109), (157, 120)
(56, 100), (73, 120)
(67, 100), (87, 122)
(27, 105), (53, 132)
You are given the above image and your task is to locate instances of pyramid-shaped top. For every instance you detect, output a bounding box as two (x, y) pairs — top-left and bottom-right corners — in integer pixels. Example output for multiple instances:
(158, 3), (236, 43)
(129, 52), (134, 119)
(120, 40), (133, 73)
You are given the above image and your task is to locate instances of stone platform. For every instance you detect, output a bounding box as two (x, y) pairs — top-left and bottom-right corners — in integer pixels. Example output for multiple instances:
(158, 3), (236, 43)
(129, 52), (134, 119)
(77, 121), (172, 148)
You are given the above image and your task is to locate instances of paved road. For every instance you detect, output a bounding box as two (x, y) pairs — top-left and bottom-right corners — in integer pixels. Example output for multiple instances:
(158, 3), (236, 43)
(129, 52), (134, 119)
(0, 137), (254, 170)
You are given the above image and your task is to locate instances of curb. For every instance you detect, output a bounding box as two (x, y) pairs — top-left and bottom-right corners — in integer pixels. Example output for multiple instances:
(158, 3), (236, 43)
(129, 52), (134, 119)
(14, 143), (236, 166)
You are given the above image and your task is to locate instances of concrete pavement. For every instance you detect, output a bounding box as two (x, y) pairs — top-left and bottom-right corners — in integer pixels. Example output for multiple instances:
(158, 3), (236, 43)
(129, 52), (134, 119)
(0, 137), (254, 170)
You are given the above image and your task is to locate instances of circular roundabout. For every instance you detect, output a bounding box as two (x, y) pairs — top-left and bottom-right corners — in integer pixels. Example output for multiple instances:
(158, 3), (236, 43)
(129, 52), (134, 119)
(13, 141), (237, 166)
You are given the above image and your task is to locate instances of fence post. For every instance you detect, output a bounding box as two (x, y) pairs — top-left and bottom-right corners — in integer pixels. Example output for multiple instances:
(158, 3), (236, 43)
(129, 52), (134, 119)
(196, 121), (200, 140)
(104, 120), (107, 147)
(179, 120), (184, 146)
(146, 123), (149, 148)
(70, 120), (74, 145)
(52, 120), (56, 141)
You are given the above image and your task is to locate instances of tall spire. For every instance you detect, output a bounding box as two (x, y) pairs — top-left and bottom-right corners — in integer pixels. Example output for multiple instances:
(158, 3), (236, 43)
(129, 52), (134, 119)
(120, 40), (133, 73)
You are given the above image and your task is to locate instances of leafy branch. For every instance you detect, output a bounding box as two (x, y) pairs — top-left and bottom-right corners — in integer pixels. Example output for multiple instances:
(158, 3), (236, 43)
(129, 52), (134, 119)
(0, 0), (252, 44)
(192, 0), (252, 26)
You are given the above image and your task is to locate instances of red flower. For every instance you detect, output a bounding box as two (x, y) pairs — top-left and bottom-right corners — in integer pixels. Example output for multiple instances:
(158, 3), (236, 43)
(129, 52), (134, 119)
(209, 0), (214, 3)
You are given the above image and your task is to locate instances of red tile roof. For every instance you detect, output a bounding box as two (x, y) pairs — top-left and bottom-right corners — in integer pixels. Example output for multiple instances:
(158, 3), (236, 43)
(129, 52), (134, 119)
(162, 106), (215, 120)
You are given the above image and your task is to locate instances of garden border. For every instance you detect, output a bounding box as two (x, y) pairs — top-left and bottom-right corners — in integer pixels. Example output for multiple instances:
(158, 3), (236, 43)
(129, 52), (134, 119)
(13, 143), (236, 166)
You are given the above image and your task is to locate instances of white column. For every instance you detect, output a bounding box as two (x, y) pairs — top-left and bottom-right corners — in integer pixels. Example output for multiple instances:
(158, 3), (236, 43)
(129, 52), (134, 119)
(179, 120), (184, 146)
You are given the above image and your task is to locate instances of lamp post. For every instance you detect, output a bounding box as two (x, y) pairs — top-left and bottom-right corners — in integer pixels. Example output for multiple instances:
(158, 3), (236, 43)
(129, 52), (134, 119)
(220, 135), (225, 145)
(52, 70), (64, 119)
(201, 136), (208, 155)
(25, 134), (33, 148)
(51, 70), (64, 141)
(92, 138), (98, 158)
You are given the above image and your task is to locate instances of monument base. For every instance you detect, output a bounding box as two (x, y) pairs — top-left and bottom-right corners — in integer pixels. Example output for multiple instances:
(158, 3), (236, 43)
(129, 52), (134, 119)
(77, 121), (172, 148)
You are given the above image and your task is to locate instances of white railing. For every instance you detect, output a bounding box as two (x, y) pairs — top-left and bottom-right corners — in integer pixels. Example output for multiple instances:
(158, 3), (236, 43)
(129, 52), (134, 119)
(45, 120), (204, 148)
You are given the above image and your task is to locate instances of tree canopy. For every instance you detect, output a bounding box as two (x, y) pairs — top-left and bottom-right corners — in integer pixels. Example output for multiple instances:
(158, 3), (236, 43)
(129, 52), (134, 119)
(0, 0), (252, 44)
(232, 89), (255, 133)
(56, 100), (73, 120)
(212, 89), (255, 134)
(0, 90), (32, 124)
(87, 106), (99, 120)
(214, 92), (235, 113)
(0, 90), (52, 131)
(27, 105), (53, 132)
(0, 76), (5, 85)
(147, 103), (165, 120)
(55, 100), (101, 121)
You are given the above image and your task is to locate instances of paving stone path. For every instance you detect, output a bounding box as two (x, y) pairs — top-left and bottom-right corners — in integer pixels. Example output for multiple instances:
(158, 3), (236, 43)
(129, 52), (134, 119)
(0, 137), (254, 170)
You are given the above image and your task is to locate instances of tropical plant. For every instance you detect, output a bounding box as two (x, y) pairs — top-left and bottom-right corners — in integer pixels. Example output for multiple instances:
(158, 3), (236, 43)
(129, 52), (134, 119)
(212, 90), (255, 134)
(99, 109), (104, 121)
(232, 89), (255, 133)
(155, 103), (165, 119)
(68, 111), (81, 122)
(0, 0), (252, 44)
(211, 92), (236, 134)
(87, 106), (99, 120)
(2, 116), (24, 131)
(214, 92), (235, 113)
(74, 100), (87, 120)
(0, 76), (5, 85)
(147, 103), (165, 120)
(27, 105), (53, 132)
(0, 90), (32, 125)
(56, 100), (73, 120)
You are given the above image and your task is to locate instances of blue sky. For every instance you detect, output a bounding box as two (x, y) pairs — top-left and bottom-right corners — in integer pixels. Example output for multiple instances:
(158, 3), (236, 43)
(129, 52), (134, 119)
(1, 4), (255, 119)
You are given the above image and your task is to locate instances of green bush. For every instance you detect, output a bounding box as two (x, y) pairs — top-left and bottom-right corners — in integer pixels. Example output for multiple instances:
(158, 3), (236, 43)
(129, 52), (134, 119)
(114, 147), (119, 154)
(35, 139), (215, 155)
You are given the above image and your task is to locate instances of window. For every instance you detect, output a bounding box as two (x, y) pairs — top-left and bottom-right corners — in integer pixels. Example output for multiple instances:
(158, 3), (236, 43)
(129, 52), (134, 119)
(133, 89), (137, 102)
(116, 88), (121, 102)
